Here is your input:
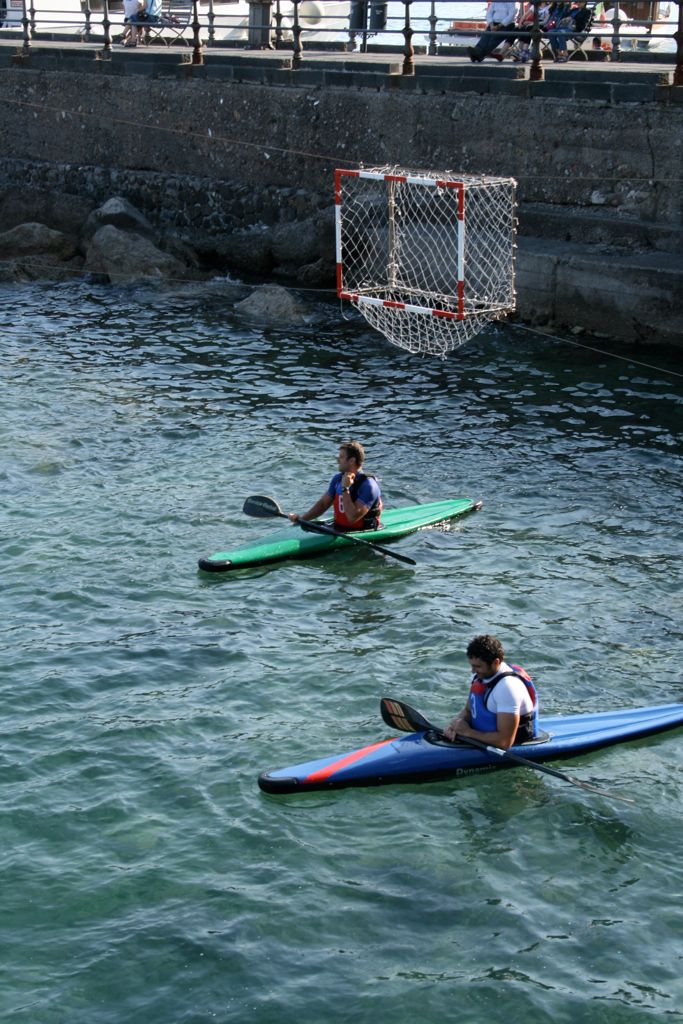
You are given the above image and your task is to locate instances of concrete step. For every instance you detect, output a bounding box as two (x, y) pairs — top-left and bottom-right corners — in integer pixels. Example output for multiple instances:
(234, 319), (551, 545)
(516, 235), (683, 345)
(519, 202), (683, 255)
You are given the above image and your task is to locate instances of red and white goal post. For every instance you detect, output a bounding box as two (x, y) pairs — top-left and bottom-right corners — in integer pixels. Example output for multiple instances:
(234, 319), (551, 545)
(335, 167), (518, 357)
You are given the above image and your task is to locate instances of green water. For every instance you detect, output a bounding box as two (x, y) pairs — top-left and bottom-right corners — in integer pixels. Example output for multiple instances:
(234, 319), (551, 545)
(2, 279), (683, 1024)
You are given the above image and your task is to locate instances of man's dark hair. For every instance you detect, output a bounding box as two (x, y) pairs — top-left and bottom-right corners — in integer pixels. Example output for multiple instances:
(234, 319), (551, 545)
(467, 634), (505, 664)
(340, 441), (365, 467)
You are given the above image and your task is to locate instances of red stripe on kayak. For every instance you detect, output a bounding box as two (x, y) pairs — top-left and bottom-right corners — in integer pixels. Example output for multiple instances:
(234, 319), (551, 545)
(304, 738), (395, 784)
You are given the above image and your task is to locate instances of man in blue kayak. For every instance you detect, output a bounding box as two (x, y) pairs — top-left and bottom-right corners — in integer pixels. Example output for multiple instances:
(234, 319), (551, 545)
(288, 441), (382, 532)
(443, 634), (538, 749)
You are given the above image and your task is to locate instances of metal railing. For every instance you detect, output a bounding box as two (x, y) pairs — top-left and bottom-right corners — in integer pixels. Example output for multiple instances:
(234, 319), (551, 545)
(3, 0), (682, 82)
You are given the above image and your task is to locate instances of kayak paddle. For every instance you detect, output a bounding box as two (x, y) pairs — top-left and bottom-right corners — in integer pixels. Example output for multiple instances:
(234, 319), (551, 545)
(242, 495), (417, 567)
(380, 697), (635, 804)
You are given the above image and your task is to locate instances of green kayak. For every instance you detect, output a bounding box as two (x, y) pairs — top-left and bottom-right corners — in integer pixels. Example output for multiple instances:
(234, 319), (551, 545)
(198, 499), (481, 572)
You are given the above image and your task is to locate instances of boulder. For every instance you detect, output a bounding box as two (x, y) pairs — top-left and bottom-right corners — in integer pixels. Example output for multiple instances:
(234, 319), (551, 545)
(234, 284), (308, 324)
(159, 234), (202, 271)
(312, 206), (337, 252)
(0, 253), (84, 282)
(272, 209), (335, 278)
(0, 222), (78, 260)
(297, 257), (336, 287)
(271, 218), (319, 267)
(198, 228), (274, 274)
(84, 224), (188, 284)
(0, 190), (95, 236)
(81, 197), (158, 242)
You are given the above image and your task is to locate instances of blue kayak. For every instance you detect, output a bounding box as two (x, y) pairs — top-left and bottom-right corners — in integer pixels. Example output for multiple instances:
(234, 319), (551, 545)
(258, 703), (683, 794)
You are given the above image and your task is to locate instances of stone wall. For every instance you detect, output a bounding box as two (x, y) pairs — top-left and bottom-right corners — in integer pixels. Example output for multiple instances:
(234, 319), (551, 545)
(2, 67), (681, 221)
(0, 60), (682, 344)
(0, 157), (328, 238)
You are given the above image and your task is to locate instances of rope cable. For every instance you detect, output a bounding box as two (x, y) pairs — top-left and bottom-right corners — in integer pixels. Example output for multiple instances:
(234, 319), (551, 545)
(511, 322), (683, 379)
(1, 251), (679, 379)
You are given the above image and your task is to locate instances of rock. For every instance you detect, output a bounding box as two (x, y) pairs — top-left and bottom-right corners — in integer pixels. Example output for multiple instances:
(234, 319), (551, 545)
(271, 218), (319, 267)
(0, 189), (95, 236)
(81, 197), (158, 243)
(83, 224), (188, 284)
(234, 284), (308, 324)
(50, 193), (97, 237)
(159, 234), (202, 270)
(297, 257), (336, 287)
(0, 253), (84, 282)
(0, 222), (78, 260)
(198, 227), (274, 273)
(312, 206), (337, 251)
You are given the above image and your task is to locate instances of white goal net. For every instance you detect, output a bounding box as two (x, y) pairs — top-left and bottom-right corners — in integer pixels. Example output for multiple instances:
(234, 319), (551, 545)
(335, 167), (517, 357)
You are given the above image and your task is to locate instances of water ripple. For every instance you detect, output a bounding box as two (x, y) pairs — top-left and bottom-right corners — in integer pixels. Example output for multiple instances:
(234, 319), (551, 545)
(1, 280), (682, 1023)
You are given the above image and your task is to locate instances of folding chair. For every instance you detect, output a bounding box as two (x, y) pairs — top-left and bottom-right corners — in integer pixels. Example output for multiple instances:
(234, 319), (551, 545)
(145, 0), (193, 46)
(567, 5), (596, 60)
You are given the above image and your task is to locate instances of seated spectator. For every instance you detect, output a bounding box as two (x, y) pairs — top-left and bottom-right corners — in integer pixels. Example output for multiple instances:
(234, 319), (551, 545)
(467, 2), (518, 63)
(497, 2), (551, 62)
(544, 1), (573, 25)
(128, 0), (163, 42)
(547, 0), (591, 61)
(122, 0), (144, 46)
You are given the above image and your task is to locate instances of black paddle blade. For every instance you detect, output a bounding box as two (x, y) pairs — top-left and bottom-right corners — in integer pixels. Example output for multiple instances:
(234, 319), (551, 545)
(381, 697), (440, 734)
(243, 495), (285, 519)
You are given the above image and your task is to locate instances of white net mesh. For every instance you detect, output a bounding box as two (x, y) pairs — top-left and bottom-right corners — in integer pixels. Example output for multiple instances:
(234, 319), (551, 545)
(336, 167), (517, 357)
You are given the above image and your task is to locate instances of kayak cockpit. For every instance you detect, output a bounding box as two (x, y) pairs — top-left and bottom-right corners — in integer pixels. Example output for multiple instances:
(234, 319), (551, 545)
(423, 729), (553, 748)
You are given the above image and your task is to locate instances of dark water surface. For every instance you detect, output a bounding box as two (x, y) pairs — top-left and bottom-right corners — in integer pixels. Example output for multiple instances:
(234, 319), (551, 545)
(2, 279), (683, 1023)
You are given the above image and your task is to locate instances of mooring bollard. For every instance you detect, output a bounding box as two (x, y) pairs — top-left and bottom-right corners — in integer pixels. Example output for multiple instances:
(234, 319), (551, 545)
(247, 0), (273, 49)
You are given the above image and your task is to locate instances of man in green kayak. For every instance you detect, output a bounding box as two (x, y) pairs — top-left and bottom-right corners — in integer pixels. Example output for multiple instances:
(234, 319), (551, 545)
(443, 634), (538, 749)
(288, 441), (382, 532)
